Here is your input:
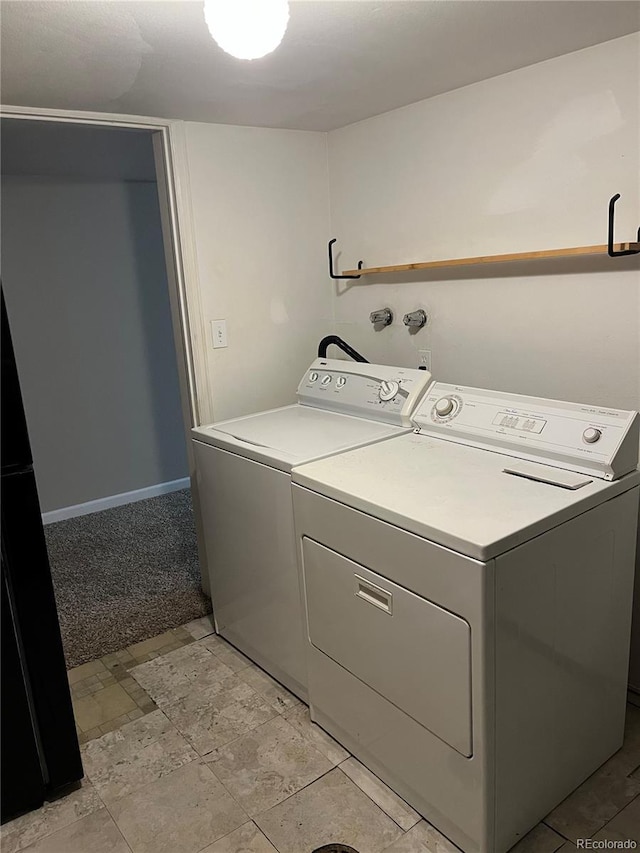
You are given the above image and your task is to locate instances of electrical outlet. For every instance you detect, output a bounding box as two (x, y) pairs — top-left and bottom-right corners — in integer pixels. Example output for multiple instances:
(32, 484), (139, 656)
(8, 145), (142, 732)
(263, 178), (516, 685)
(211, 319), (228, 349)
(418, 349), (431, 371)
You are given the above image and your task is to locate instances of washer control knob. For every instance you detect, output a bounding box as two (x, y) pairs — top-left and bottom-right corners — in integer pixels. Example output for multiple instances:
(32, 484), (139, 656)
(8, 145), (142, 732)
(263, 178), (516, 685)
(336, 376), (347, 388)
(434, 396), (455, 417)
(379, 380), (400, 402)
(309, 372), (319, 383)
(321, 375), (332, 385)
(583, 427), (602, 444)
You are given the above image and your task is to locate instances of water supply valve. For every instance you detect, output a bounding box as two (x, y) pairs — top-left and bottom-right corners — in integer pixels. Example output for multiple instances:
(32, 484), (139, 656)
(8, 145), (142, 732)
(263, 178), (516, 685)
(369, 308), (393, 327)
(403, 309), (427, 329)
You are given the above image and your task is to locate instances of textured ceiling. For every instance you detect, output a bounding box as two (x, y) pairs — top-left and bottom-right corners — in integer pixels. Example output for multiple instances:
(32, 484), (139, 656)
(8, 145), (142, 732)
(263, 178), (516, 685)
(1, 0), (639, 131)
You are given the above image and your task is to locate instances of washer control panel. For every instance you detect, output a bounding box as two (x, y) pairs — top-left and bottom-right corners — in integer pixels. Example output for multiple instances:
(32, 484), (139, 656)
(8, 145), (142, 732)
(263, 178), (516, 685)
(297, 358), (433, 427)
(414, 382), (639, 480)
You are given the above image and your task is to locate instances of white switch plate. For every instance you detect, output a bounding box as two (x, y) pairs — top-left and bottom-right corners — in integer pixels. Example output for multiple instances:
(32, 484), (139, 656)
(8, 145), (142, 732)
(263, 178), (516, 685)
(418, 349), (431, 371)
(211, 319), (228, 349)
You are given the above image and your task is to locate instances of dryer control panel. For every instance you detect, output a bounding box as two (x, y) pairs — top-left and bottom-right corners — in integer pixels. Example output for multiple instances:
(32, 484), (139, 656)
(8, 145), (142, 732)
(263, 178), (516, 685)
(297, 358), (432, 427)
(413, 383), (639, 480)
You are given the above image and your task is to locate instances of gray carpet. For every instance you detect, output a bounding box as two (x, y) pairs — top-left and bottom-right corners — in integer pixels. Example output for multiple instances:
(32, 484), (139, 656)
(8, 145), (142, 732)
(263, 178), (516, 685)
(44, 489), (211, 668)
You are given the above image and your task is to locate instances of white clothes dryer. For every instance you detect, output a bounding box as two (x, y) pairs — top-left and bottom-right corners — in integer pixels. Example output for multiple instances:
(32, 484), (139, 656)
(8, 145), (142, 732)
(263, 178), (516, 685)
(192, 357), (433, 701)
(292, 382), (640, 853)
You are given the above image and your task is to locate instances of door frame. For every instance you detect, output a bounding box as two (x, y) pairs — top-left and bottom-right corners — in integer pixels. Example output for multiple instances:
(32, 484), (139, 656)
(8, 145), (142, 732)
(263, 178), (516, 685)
(0, 104), (212, 423)
(0, 104), (213, 593)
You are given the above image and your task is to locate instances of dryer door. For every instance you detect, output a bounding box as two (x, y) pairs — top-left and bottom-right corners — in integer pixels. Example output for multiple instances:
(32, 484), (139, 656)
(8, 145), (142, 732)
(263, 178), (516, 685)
(303, 538), (472, 756)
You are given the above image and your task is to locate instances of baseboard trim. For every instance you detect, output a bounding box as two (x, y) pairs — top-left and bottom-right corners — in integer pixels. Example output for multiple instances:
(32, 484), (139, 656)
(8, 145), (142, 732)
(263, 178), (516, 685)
(42, 478), (191, 525)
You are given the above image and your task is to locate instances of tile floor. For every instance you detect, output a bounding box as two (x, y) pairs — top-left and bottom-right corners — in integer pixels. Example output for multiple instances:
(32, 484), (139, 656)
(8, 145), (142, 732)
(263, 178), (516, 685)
(3, 615), (640, 853)
(69, 624), (198, 742)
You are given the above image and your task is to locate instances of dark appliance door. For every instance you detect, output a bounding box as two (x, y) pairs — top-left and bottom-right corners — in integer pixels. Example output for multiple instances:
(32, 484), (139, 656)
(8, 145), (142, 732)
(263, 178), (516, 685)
(1, 559), (46, 818)
(1, 290), (31, 472)
(1, 290), (83, 823)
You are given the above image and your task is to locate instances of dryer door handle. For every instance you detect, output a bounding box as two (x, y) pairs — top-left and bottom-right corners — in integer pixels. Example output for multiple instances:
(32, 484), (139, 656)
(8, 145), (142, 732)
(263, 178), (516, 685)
(354, 575), (393, 615)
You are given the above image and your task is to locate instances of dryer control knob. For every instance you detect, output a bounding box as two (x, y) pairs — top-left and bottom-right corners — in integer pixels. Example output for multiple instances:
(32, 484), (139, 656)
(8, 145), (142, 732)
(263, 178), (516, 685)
(379, 380), (400, 402)
(434, 397), (455, 417)
(583, 427), (602, 444)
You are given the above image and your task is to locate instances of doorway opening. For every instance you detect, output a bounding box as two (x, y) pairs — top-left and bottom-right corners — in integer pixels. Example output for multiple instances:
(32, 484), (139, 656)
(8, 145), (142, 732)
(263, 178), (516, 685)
(1, 118), (212, 669)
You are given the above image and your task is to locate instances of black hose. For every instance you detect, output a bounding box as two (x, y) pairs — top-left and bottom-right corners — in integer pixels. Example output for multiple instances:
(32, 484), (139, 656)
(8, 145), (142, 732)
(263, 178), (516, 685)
(317, 336), (369, 363)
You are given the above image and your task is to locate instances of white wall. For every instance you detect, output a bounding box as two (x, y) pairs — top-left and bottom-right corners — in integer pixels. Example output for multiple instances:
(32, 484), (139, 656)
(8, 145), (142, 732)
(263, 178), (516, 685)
(1, 176), (188, 512)
(327, 33), (639, 410)
(327, 32), (640, 686)
(183, 122), (332, 423)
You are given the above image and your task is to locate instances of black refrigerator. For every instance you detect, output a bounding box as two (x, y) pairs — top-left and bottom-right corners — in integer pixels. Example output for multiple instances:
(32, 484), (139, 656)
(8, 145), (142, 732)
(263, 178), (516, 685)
(1, 290), (83, 823)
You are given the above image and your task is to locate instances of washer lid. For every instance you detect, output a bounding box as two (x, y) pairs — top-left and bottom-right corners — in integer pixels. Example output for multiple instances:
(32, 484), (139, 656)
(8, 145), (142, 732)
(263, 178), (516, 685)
(291, 432), (640, 560)
(192, 404), (406, 472)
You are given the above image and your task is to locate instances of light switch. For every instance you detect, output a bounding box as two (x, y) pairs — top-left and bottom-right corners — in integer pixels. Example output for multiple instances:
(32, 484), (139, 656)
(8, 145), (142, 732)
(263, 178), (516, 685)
(211, 319), (228, 349)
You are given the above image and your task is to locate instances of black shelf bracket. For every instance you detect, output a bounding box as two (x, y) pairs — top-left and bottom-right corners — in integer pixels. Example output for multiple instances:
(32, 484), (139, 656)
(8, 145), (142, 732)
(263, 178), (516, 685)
(608, 194), (640, 257)
(328, 239), (362, 279)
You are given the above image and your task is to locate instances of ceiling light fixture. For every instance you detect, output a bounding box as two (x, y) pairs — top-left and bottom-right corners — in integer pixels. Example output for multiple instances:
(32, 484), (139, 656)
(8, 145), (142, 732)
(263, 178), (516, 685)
(203, 0), (290, 61)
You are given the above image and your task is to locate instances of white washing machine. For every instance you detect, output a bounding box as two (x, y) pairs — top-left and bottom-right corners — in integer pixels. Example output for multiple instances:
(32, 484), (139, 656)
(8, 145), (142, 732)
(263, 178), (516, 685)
(192, 358), (432, 701)
(291, 382), (640, 853)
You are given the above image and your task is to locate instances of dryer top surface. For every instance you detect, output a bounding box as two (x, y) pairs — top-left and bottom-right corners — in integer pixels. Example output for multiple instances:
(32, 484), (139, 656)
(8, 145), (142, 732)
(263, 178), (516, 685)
(292, 432), (640, 559)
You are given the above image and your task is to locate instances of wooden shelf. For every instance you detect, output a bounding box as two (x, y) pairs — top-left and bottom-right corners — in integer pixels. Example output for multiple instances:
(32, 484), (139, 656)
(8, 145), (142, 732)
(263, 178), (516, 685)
(342, 243), (640, 277)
